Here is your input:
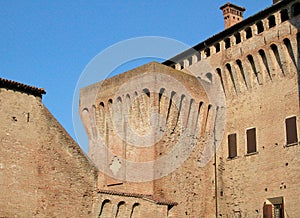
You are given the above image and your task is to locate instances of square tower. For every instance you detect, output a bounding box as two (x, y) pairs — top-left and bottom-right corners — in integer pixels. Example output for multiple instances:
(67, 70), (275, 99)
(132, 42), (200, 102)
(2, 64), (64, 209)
(220, 2), (245, 29)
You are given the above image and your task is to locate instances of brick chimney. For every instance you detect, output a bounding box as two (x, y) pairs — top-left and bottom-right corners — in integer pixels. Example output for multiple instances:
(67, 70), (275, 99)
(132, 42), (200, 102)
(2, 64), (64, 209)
(220, 2), (245, 29)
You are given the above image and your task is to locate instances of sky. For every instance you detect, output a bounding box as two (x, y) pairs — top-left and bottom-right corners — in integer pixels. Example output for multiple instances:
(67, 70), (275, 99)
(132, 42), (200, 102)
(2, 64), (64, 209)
(0, 0), (271, 153)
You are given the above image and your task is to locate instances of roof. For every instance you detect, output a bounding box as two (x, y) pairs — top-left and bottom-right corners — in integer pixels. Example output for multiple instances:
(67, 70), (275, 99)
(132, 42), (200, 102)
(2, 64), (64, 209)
(163, 0), (293, 66)
(220, 2), (246, 11)
(0, 78), (46, 98)
(98, 189), (178, 206)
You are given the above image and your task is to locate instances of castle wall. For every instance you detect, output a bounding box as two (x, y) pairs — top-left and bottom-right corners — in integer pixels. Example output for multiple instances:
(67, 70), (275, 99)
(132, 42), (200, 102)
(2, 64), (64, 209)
(181, 1), (300, 217)
(0, 88), (98, 217)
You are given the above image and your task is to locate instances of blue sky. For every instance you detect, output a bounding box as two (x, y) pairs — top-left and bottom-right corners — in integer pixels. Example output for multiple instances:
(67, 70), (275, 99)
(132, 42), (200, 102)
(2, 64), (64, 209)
(0, 1), (271, 153)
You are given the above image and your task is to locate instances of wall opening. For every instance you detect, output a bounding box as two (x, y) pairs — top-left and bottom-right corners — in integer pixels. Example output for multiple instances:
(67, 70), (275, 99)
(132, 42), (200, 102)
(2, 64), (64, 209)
(246, 27), (252, 39)
(234, 32), (241, 44)
(256, 21), (264, 34)
(204, 47), (211, 57)
(280, 9), (289, 22)
(225, 38), (231, 49)
(246, 128), (257, 154)
(215, 43), (220, 53)
(285, 116), (298, 145)
(228, 133), (237, 158)
(268, 15), (276, 28)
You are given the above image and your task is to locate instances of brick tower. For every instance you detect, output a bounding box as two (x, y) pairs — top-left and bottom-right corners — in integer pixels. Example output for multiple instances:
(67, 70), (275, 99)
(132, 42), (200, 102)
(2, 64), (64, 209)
(220, 2), (245, 29)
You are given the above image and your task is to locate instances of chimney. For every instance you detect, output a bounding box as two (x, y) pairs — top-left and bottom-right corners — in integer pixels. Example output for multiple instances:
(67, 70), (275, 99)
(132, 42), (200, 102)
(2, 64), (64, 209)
(220, 2), (246, 29)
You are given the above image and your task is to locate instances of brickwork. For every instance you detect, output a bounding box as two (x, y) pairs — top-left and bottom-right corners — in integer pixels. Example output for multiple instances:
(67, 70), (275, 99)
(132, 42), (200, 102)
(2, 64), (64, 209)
(1, 0), (300, 217)
(0, 86), (98, 217)
(81, 0), (300, 217)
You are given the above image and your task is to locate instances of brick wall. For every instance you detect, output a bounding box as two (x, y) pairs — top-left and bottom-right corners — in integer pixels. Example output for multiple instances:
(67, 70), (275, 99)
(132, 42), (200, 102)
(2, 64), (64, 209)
(0, 88), (98, 217)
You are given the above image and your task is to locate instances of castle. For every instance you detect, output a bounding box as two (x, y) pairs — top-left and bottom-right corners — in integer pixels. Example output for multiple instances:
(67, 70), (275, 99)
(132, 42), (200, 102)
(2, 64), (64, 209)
(1, 0), (300, 217)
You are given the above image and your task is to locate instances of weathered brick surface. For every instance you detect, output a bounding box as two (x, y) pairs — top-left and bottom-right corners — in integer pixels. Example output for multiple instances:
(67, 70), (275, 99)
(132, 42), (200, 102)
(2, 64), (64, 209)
(2, 1), (299, 217)
(81, 1), (300, 217)
(0, 88), (98, 217)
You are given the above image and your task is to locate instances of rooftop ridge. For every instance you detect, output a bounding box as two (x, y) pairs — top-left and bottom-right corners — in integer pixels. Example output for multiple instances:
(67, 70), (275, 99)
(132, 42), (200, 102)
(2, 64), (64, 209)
(0, 77), (46, 98)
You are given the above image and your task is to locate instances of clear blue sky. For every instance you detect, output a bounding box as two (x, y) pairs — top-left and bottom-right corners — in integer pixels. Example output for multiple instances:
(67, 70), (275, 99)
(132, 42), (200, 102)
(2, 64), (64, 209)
(0, 1), (271, 153)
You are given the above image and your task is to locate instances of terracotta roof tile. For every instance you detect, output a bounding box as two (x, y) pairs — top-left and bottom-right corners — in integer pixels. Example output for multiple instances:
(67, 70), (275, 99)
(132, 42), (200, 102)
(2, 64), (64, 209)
(0, 78), (46, 97)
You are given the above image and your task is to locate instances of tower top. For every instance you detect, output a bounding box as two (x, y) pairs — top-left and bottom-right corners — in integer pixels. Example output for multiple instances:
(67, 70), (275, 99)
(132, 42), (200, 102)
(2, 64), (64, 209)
(220, 2), (246, 29)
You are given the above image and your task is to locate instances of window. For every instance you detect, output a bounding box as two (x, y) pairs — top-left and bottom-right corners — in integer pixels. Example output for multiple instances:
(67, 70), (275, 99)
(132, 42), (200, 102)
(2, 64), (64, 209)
(228, 133), (237, 158)
(268, 15), (276, 28)
(234, 32), (241, 44)
(246, 27), (252, 39)
(204, 47), (210, 57)
(225, 38), (231, 49)
(280, 9), (289, 22)
(215, 43), (220, 53)
(264, 197), (284, 218)
(256, 21), (264, 34)
(246, 128), (257, 153)
(285, 116), (298, 145)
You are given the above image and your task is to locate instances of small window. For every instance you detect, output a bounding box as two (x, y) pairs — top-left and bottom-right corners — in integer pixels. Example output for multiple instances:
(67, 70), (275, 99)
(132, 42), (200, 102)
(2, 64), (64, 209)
(285, 116), (298, 145)
(234, 32), (241, 44)
(228, 133), (237, 158)
(225, 38), (231, 49)
(246, 128), (257, 153)
(268, 15), (276, 28)
(204, 48), (210, 57)
(256, 21), (264, 34)
(280, 9), (289, 22)
(215, 43), (220, 53)
(246, 27), (252, 39)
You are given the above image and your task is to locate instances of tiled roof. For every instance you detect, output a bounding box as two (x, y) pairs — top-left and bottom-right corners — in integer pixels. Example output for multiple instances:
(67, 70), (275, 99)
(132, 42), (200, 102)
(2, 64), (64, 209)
(98, 189), (178, 206)
(0, 78), (46, 97)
